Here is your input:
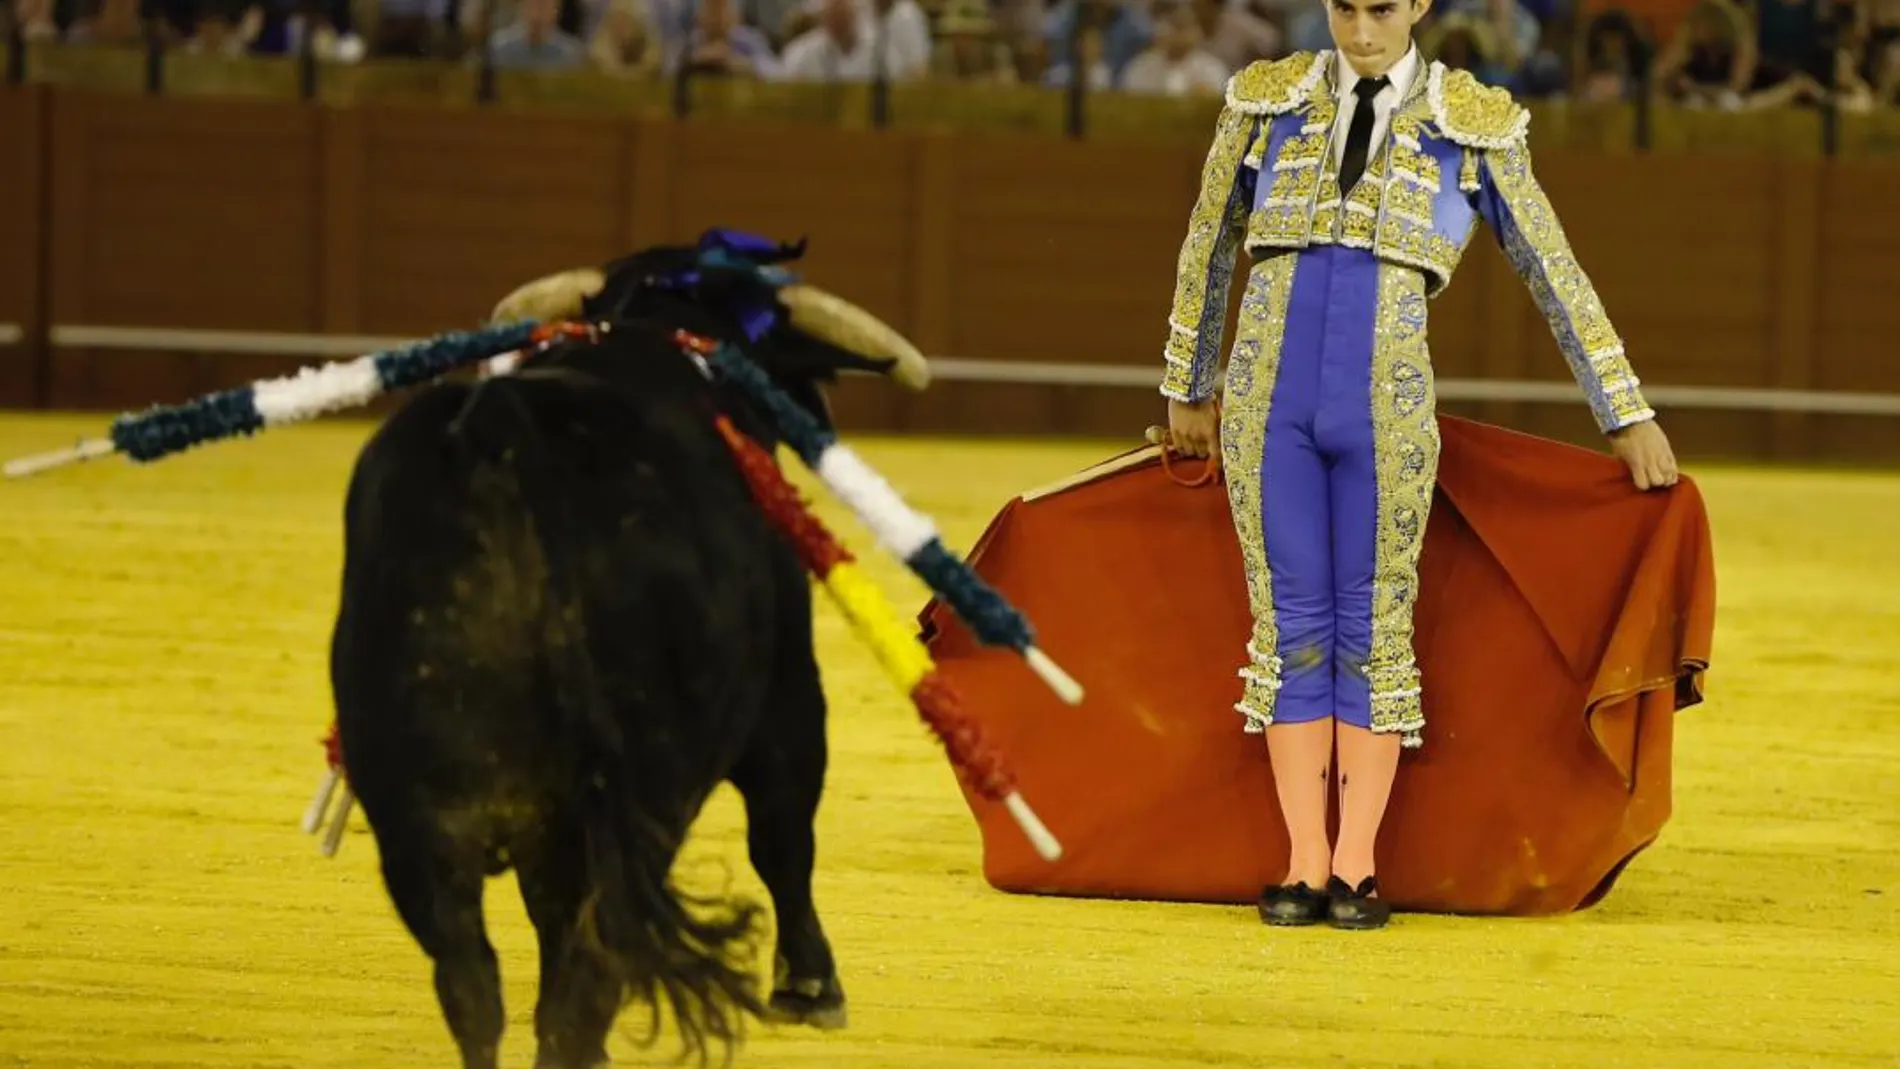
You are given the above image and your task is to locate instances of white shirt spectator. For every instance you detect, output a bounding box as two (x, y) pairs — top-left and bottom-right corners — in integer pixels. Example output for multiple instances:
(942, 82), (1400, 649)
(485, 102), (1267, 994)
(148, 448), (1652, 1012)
(780, 23), (876, 78)
(789, 0), (931, 79)
(1120, 47), (1228, 93)
(1120, 1), (1228, 95)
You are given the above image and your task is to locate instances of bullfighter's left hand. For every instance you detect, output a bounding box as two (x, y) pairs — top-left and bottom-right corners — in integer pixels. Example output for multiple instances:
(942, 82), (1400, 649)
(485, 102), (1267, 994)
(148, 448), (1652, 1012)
(1608, 419), (1679, 491)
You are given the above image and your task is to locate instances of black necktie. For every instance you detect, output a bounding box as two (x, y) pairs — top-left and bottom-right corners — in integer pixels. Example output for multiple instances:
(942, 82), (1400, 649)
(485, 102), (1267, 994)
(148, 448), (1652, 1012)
(1338, 75), (1390, 195)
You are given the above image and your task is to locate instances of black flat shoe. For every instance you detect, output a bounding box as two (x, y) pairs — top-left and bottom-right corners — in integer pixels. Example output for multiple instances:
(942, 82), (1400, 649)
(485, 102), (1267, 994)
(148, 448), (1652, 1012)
(1257, 881), (1329, 926)
(1326, 875), (1392, 930)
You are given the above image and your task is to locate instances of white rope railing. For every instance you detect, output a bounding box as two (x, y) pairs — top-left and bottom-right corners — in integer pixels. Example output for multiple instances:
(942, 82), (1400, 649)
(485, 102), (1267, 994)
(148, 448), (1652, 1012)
(0, 323), (22, 346)
(31, 324), (1900, 418)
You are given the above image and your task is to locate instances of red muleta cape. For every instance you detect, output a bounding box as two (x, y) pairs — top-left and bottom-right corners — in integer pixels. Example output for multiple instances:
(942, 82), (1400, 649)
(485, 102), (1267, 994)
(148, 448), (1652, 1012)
(917, 414), (1714, 916)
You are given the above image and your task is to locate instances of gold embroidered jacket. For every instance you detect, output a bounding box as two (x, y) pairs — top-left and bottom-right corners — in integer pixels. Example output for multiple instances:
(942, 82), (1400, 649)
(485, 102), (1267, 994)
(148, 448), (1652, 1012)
(1159, 51), (1654, 436)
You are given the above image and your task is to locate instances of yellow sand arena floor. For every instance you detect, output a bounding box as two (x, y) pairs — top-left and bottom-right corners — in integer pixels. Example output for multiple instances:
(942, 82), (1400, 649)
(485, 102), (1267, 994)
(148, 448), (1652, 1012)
(0, 411), (1894, 1069)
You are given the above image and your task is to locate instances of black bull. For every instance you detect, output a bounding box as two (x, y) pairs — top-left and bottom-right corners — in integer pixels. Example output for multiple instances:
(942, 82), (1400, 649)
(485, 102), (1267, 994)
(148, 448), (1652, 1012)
(328, 241), (931, 1069)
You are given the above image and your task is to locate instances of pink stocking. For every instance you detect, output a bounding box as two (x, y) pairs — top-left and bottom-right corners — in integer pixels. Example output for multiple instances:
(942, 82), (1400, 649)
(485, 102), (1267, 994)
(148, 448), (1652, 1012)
(1332, 723), (1400, 891)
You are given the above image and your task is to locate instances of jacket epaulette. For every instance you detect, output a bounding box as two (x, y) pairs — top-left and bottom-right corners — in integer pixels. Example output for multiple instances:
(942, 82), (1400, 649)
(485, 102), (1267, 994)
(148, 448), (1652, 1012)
(1224, 52), (1329, 115)
(1426, 64), (1530, 149)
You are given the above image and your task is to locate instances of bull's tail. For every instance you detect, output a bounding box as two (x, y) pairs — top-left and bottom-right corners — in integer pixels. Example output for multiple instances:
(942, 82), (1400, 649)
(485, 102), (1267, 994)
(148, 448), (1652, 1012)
(446, 376), (769, 1065)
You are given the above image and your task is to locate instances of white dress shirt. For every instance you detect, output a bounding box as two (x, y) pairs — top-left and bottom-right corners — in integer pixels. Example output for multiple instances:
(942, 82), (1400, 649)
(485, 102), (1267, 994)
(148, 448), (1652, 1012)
(1329, 45), (1420, 171)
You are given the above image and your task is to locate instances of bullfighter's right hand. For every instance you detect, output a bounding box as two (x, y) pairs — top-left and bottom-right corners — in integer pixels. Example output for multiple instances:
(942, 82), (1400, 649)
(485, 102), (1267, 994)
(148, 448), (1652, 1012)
(1166, 398), (1220, 459)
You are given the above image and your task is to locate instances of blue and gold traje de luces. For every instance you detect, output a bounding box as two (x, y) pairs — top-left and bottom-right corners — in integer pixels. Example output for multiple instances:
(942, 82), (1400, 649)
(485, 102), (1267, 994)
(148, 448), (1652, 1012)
(1160, 50), (1653, 438)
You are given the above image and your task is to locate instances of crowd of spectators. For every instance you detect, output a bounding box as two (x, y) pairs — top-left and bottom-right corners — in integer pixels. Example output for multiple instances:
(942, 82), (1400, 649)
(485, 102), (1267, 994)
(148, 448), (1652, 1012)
(4, 0), (1897, 109)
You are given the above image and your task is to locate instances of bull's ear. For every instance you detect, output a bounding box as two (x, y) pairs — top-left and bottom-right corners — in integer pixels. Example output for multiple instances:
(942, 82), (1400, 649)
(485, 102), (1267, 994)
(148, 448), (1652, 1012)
(488, 268), (607, 324)
(778, 285), (930, 391)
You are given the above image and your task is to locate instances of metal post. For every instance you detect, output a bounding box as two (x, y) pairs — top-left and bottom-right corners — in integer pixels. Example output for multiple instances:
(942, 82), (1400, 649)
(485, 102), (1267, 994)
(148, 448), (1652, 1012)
(298, 0), (318, 100)
(143, 25), (162, 94)
(670, 0), (695, 118)
(870, 15), (889, 128)
(5, 19), (24, 85)
(1063, 9), (1084, 139)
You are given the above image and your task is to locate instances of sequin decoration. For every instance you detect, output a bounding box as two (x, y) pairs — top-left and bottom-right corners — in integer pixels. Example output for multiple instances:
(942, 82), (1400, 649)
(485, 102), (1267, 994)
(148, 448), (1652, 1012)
(1367, 264), (1439, 749)
(1480, 142), (1654, 432)
(1161, 105), (1261, 403)
(1218, 256), (1299, 734)
(1427, 64), (1531, 149)
(1226, 51), (1330, 116)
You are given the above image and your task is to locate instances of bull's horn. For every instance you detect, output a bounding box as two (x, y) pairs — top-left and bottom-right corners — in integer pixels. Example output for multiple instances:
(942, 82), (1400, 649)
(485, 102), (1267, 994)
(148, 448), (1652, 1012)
(487, 267), (606, 325)
(780, 284), (931, 391)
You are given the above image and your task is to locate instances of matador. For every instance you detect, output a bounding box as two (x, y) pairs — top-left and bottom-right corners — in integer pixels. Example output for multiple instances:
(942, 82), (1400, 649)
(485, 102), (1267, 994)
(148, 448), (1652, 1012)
(1159, 1), (1680, 931)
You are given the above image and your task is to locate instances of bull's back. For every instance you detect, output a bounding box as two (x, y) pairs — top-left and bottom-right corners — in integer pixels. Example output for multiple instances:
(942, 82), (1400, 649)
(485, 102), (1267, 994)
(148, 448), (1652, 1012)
(330, 371), (793, 829)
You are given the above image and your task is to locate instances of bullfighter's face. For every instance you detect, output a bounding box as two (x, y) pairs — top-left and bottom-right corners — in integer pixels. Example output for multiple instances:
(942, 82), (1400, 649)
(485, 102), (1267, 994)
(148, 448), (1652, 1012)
(1326, 0), (1429, 78)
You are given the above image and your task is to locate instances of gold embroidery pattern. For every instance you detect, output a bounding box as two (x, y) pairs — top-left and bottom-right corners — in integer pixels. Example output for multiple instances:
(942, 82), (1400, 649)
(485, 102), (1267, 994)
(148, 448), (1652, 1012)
(1340, 201), (1378, 248)
(1309, 201), (1339, 243)
(1374, 108), (1460, 291)
(1379, 223), (1460, 294)
(1219, 255), (1298, 733)
(1275, 128), (1330, 166)
(1427, 64), (1530, 149)
(1247, 83), (1334, 252)
(1226, 51), (1330, 115)
(1255, 203), (1313, 248)
(1382, 134), (1438, 228)
(1481, 141), (1654, 431)
(1264, 161), (1320, 206)
(1161, 103), (1258, 402)
(1244, 133), (1267, 172)
(1367, 263), (1440, 748)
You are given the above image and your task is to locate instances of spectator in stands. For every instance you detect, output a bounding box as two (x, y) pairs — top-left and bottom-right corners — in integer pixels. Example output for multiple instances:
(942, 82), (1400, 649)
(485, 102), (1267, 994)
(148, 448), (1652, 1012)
(63, 0), (143, 44)
(780, 0), (873, 75)
(870, 0), (933, 76)
(1431, 0), (1568, 93)
(184, 0), (248, 53)
(995, 0), (1049, 48)
(1434, 0), (1540, 64)
(738, 0), (806, 43)
(1741, 0), (1824, 90)
(667, 0), (779, 76)
(1821, 0), (1881, 108)
(591, 0), (657, 69)
(1281, 0), (1336, 53)
(1041, 9), (1111, 84)
(779, 0), (931, 77)
(1874, 31), (1900, 103)
(241, 0), (362, 58)
(1869, 0), (1900, 80)
(6, 0), (60, 40)
(1042, 0), (1151, 84)
(1121, 0), (1229, 92)
(1190, 0), (1281, 71)
(1572, 7), (1654, 101)
(373, 0), (450, 56)
(931, 0), (1019, 81)
(1651, 0), (1755, 107)
(1420, 11), (1519, 84)
(488, 0), (588, 66)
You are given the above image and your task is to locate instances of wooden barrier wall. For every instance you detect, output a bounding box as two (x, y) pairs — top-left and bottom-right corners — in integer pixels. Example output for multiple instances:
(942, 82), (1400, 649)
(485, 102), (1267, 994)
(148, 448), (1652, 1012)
(2, 84), (1899, 463)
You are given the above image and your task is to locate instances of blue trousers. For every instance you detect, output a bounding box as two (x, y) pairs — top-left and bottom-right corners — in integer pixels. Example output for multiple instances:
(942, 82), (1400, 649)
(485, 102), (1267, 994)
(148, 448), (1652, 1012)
(1222, 243), (1438, 739)
(1265, 244), (1379, 728)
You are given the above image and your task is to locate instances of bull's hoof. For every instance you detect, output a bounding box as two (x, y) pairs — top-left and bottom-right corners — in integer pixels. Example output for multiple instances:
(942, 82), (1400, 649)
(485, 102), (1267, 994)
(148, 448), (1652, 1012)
(766, 976), (847, 1030)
